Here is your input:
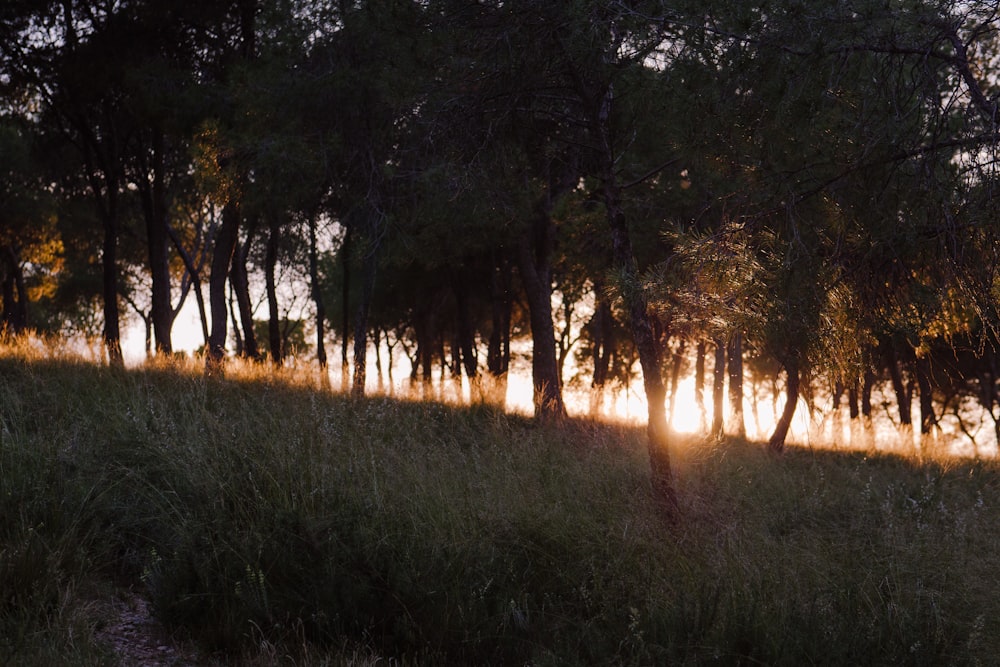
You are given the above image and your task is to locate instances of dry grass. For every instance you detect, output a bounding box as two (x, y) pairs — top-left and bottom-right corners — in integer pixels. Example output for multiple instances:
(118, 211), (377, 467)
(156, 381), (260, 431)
(1, 339), (999, 664)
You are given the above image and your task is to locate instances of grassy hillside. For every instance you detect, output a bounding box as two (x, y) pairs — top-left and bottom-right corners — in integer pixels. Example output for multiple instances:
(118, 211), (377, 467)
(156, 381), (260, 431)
(1, 349), (999, 665)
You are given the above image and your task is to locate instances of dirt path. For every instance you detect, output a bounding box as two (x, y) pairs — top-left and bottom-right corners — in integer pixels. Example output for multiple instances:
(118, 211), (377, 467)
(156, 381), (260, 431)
(96, 591), (205, 666)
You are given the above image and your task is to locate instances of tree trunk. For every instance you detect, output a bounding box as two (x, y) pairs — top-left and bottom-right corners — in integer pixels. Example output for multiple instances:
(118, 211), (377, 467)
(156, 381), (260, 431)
(206, 200), (240, 371)
(711, 337), (726, 437)
(589, 289), (614, 415)
(352, 220), (379, 397)
(341, 225), (351, 389)
(861, 368), (874, 420)
(454, 275), (478, 379)
(667, 338), (685, 427)
(728, 333), (746, 438)
(486, 250), (512, 405)
(206, 0), (254, 371)
(265, 213), (282, 366)
(847, 380), (860, 420)
(308, 214), (327, 369)
(102, 202), (123, 367)
(140, 127), (173, 355)
(374, 327), (385, 391)
(229, 283), (243, 356)
(887, 345), (912, 427)
(601, 158), (676, 517)
(768, 354), (800, 452)
(1, 245), (27, 334)
(915, 356), (936, 436)
(231, 222), (259, 361)
(167, 222), (210, 346)
(487, 250), (512, 376)
(591, 289), (613, 388)
(695, 340), (707, 432)
(516, 195), (567, 422)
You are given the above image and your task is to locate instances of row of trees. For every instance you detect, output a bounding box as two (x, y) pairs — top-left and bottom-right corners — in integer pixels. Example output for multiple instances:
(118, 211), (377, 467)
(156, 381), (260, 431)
(4, 0), (1000, 513)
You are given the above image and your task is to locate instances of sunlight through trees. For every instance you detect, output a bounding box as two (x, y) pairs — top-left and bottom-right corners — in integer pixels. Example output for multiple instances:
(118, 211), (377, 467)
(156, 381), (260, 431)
(6, 0), (1000, 505)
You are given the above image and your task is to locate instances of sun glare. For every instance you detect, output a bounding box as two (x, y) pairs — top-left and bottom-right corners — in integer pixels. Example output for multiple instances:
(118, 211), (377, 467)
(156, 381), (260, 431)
(122, 307), (819, 445)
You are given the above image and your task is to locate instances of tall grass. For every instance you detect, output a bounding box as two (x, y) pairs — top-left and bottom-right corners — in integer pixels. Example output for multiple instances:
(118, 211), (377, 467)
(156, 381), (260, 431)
(1, 344), (999, 664)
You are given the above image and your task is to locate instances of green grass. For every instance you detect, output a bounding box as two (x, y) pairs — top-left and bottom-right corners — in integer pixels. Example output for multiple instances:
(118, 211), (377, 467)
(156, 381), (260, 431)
(1, 348), (999, 664)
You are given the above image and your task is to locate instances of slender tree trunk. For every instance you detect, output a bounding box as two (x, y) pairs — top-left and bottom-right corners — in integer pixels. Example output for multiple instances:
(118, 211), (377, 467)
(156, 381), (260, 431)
(231, 222), (259, 361)
(887, 345), (912, 427)
(341, 225), (351, 389)
(374, 327), (384, 391)
(352, 220), (379, 397)
(102, 203), (123, 367)
(861, 368), (874, 420)
(486, 250), (512, 405)
(1, 245), (27, 334)
(420, 327), (434, 386)
(141, 127), (173, 355)
(712, 337), (726, 437)
(516, 195), (567, 421)
(915, 356), (936, 436)
(768, 354), (800, 452)
(601, 157), (676, 517)
(695, 340), (707, 432)
(166, 221), (210, 345)
(206, 200), (240, 371)
(847, 380), (860, 419)
(591, 290), (613, 387)
(265, 214), (282, 366)
(12, 257), (26, 332)
(667, 338), (685, 427)
(207, 0), (254, 371)
(487, 251), (512, 375)
(728, 333), (746, 438)
(386, 334), (396, 389)
(2, 261), (14, 334)
(454, 276), (478, 379)
(589, 289), (614, 415)
(308, 214), (327, 369)
(228, 283), (243, 356)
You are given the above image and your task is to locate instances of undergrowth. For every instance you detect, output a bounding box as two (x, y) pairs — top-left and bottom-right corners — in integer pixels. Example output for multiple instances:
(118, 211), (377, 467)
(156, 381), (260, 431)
(1, 347), (999, 664)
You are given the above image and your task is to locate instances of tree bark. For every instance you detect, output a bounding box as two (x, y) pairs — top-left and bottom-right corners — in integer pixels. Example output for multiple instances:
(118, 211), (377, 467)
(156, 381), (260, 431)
(453, 274), (478, 379)
(487, 249), (512, 377)
(711, 337), (726, 437)
(516, 193), (567, 421)
(486, 249), (512, 405)
(166, 221), (210, 346)
(861, 368), (874, 420)
(265, 213), (282, 366)
(1, 245), (27, 334)
(308, 214), (327, 369)
(138, 127), (173, 355)
(887, 345), (912, 427)
(695, 340), (707, 432)
(231, 222), (259, 361)
(341, 225), (351, 388)
(352, 213), (380, 397)
(206, 200), (240, 371)
(102, 200), (123, 367)
(728, 333), (746, 438)
(768, 354), (800, 453)
(667, 338), (686, 428)
(915, 356), (936, 436)
(847, 380), (860, 420)
(601, 157), (676, 517)
(591, 288), (613, 389)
